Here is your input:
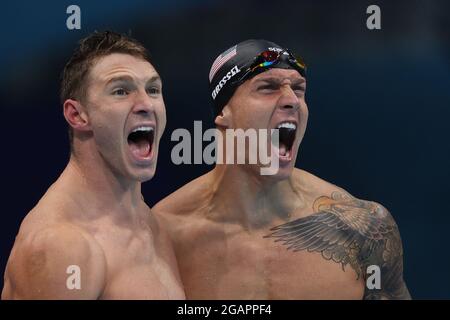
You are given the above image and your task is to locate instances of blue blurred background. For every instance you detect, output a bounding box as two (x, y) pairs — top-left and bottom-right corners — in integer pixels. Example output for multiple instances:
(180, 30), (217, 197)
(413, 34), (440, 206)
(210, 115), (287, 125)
(1, 0), (449, 299)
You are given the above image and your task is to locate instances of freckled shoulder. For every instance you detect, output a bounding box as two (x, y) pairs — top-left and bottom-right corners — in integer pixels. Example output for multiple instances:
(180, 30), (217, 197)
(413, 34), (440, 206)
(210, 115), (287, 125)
(2, 222), (106, 299)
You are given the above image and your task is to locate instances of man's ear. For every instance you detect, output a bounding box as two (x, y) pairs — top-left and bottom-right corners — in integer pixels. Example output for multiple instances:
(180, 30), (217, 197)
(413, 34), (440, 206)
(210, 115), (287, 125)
(63, 99), (91, 132)
(214, 104), (232, 129)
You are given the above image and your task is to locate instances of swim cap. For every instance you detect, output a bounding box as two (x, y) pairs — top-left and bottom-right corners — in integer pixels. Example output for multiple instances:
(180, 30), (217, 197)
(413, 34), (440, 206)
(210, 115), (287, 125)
(208, 39), (306, 117)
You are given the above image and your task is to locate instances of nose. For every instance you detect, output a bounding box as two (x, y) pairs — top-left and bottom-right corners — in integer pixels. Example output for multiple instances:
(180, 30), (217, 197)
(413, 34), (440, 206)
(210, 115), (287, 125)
(132, 89), (155, 116)
(277, 86), (300, 112)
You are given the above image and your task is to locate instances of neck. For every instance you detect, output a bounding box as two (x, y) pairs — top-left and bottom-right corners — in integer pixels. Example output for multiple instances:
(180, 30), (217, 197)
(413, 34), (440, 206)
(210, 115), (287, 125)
(56, 150), (144, 224)
(208, 164), (306, 230)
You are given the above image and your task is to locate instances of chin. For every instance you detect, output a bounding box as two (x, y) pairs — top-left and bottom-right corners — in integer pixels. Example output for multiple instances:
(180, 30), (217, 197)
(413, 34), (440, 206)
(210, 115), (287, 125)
(125, 164), (157, 183)
(265, 165), (295, 182)
(248, 161), (294, 183)
(135, 168), (156, 182)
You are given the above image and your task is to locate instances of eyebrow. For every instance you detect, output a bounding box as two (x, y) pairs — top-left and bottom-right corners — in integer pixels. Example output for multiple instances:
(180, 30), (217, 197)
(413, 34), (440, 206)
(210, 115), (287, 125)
(254, 77), (306, 85)
(105, 75), (161, 87)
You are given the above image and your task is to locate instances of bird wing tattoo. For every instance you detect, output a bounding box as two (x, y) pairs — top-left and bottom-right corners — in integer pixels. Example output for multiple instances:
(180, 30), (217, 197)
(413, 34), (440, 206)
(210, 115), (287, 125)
(264, 191), (411, 299)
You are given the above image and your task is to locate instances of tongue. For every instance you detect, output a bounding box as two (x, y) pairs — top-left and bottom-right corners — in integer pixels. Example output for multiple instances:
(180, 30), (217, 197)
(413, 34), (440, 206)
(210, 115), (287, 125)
(279, 144), (287, 156)
(129, 140), (150, 158)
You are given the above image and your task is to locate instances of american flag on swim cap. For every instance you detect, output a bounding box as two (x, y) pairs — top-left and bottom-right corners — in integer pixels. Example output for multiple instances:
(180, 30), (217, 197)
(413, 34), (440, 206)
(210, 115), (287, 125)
(209, 45), (237, 82)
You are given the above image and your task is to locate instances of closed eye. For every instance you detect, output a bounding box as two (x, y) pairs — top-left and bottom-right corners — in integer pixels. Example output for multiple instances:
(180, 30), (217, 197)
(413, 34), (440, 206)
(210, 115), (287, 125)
(292, 85), (305, 94)
(258, 84), (279, 91)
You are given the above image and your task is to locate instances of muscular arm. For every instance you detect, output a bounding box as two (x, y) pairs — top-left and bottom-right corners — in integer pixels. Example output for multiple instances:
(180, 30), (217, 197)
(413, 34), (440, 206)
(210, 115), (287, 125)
(2, 225), (106, 300)
(362, 205), (411, 300)
(265, 191), (411, 300)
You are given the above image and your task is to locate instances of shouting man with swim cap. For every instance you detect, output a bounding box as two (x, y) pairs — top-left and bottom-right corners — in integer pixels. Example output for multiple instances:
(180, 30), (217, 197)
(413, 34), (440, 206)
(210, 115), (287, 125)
(2, 31), (185, 299)
(155, 39), (410, 299)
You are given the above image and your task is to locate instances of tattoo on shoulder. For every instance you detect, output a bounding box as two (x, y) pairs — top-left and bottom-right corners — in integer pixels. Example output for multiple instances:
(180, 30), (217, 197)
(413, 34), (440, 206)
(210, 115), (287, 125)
(264, 191), (411, 300)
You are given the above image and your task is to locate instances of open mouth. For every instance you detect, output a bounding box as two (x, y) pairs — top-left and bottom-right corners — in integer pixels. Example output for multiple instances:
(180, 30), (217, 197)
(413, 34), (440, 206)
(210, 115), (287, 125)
(274, 121), (297, 159)
(127, 126), (154, 160)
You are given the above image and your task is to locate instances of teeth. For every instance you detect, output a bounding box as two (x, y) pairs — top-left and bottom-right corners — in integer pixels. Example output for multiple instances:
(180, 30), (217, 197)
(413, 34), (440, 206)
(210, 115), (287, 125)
(131, 126), (154, 133)
(277, 122), (297, 130)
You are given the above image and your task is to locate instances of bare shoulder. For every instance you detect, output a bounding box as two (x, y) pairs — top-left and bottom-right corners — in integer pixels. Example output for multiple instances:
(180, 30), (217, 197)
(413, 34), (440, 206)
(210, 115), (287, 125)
(154, 173), (212, 218)
(153, 172), (219, 242)
(291, 168), (403, 251)
(2, 219), (106, 299)
(293, 168), (395, 220)
(272, 168), (411, 299)
(292, 168), (351, 199)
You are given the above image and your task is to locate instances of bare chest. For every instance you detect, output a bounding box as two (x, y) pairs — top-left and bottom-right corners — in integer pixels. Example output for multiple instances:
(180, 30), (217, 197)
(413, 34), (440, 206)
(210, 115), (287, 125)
(92, 224), (184, 299)
(99, 262), (184, 299)
(175, 229), (364, 299)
